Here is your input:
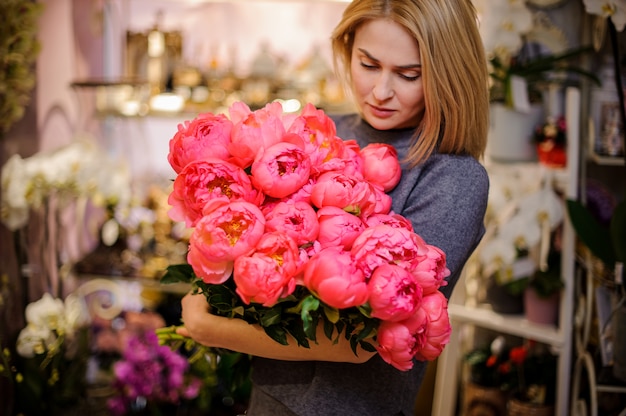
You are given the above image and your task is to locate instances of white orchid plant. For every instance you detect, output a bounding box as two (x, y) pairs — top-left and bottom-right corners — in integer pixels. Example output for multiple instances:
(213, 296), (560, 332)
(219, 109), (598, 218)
(1, 137), (132, 232)
(477, 165), (565, 298)
(473, 0), (599, 109)
(2, 292), (92, 413)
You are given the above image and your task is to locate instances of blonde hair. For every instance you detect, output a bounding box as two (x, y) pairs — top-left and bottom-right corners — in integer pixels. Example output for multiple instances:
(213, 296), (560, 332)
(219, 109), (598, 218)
(331, 0), (489, 166)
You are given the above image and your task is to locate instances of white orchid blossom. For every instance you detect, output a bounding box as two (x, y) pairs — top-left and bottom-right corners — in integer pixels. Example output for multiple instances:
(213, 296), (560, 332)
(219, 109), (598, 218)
(16, 292), (91, 358)
(498, 210), (543, 251)
(16, 325), (57, 358)
(583, 0), (626, 31)
(0, 138), (132, 231)
(24, 293), (67, 333)
(474, 0), (534, 60)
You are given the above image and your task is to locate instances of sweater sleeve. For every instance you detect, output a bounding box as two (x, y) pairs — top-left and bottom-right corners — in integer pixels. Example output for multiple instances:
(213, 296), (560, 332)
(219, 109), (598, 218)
(398, 154), (489, 299)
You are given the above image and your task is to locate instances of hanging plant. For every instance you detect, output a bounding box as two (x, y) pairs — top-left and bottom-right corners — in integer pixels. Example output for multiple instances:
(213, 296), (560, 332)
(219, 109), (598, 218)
(0, 0), (43, 134)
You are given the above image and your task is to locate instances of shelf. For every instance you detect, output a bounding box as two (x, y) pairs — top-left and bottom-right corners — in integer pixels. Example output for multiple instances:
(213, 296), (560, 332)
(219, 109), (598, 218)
(448, 303), (563, 346)
(589, 153), (626, 166)
(76, 273), (191, 295)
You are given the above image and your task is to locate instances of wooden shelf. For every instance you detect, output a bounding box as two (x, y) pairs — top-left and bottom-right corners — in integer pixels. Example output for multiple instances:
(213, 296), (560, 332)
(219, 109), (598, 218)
(448, 303), (563, 347)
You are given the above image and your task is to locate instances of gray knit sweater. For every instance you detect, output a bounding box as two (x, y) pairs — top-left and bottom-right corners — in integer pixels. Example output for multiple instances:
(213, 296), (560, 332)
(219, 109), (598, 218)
(247, 114), (490, 416)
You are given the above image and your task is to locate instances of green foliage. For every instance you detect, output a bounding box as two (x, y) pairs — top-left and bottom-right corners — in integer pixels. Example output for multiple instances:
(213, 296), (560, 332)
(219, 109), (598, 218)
(517, 251), (564, 298)
(161, 263), (379, 355)
(0, 0), (43, 133)
(566, 199), (625, 268)
(490, 45), (600, 107)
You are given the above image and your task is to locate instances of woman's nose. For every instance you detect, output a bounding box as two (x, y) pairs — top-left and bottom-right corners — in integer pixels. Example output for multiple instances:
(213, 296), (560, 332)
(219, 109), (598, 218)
(372, 73), (394, 102)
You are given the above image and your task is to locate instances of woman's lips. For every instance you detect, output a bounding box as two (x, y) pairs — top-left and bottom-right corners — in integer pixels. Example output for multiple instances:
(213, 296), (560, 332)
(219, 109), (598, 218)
(368, 104), (395, 118)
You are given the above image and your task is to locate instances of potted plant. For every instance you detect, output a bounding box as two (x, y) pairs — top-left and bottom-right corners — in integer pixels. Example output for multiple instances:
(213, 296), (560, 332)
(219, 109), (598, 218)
(463, 336), (514, 416)
(477, 167), (565, 316)
(518, 248), (564, 326)
(506, 340), (558, 416)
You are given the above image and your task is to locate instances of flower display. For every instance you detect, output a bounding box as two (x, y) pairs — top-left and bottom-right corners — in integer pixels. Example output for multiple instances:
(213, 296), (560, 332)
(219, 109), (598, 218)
(107, 331), (202, 415)
(0, 138), (131, 232)
(3, 293), (91, 414)
(474, 165), (564, 298)
(161, 101), (452, 371)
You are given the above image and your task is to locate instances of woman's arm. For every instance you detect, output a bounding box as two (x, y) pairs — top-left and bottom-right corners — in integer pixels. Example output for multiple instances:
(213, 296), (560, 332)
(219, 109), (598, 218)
(176, 292), (377, 363)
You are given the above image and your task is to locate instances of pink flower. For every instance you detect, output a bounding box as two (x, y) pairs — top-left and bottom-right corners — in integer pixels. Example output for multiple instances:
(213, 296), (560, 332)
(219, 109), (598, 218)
(412, 291), (451, 361)
(364, 212), (414, 232)
(359, 183), (392, 219)
(167, 112), (233, 174)
(185, 251), (233, 285)
(187, 201), (266, 283)
(316, 206), (365, 250)
(234, 231), (300, 306)
(168, 158), (261, 227)
(287, 103), (340, 167)
(376, 312), (429, 371)
(303, 246), (369, 309)
(251, 141), (312, 199)
(368, 264), (423, 322)
(411, 245), (450, 295)
(351, 224), (429, 279)
(309, 171), (371, 214)
(228, 101), (287, 168)
(360, 143), (402, 192)
(264, 201), (320, 246)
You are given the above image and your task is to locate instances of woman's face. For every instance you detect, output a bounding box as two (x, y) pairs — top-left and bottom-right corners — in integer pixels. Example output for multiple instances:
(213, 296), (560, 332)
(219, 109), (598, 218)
(350, 18), (425, 130)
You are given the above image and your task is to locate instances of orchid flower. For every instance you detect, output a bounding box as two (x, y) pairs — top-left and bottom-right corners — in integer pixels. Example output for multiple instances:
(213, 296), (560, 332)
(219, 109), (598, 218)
(583, 0), (626, 31)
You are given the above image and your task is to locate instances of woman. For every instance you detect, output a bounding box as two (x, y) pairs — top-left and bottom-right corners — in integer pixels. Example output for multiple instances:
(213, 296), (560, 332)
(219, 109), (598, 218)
(177, 0), (490, 414)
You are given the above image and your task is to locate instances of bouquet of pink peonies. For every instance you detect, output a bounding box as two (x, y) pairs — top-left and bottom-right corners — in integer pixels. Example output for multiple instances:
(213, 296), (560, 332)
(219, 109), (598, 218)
(160, 101), (452, 371)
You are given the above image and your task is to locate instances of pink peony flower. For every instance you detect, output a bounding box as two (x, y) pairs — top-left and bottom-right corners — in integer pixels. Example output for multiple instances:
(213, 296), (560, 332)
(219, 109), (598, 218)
(368, 264), (423, 322)
(360, 143), (402, 192)
(233, 231), (300, 306)
(376, 311), (429, 371)
(167, 112), (233, 174)
(351, 224), (429, 279)
(359, 183), (392, 219)
(168, 158), (262, 227)
(187, 201), (266, 283)
(264, 200), (320, 246)
(309, 171), (371, 214)
(228, 101), (287, 168)
(287, 103), (341, 168)
(411, 245), (450, 295)
(303, 246), (369, 309)
(412, 291), (451, 361)
(251, 141), (312, 199)
(364, 212), (414, 232)
(316, 205), (365, 250)
(185, 251), (233, 285)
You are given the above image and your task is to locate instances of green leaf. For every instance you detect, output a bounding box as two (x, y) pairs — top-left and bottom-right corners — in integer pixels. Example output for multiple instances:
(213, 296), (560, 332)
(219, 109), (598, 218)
(161, 263), (195, 284)
(566, 199), (616, 267)
(258, 306), (284, 327)
(300, 295), (320, 338)
(323, 318), (335, 341)
(359, 340), (377, 353)
(285, 321), (311, 348)
(611, 200), (626, 263)
(322, 305), (340, 323)
(263, 326), (289, 346)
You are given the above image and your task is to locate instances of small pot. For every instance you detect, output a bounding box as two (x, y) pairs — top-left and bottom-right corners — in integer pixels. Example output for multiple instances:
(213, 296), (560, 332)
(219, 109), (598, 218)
(523, 288), (559, 326)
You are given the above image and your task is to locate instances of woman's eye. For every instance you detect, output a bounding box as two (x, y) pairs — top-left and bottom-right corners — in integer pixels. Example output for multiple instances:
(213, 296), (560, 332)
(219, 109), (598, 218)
(399, 73), (420, 82)
(360, 61), (377, 70)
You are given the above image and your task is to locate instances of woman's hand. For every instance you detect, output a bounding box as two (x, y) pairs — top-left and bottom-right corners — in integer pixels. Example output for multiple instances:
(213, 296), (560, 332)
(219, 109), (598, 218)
(175, 291), (377, 363)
